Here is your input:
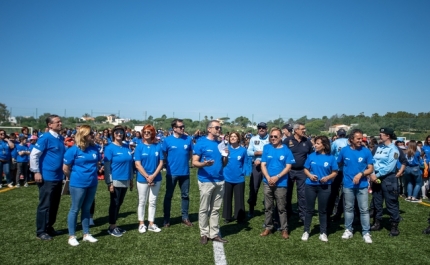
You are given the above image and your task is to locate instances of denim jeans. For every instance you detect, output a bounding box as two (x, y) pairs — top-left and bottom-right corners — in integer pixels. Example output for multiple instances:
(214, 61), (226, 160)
(163, 175), (190, 222)
(304, 184), (331, 234)
(0, 160), (11, 184)
(405, 166), (421, 198)
(68, 185), (97, 236)
(343, 187), (370, 235)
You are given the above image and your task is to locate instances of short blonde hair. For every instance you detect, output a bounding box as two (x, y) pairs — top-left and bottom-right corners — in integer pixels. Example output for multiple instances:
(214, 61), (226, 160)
(75, 125), (94, 150)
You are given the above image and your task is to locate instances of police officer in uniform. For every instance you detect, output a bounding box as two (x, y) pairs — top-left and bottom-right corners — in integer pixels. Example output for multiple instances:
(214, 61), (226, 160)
(246, 122), (270, 218)
(370, 128), (401, 236)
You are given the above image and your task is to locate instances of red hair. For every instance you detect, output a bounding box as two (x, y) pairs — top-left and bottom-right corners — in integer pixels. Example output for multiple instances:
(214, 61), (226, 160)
(141, 124), (156, 142)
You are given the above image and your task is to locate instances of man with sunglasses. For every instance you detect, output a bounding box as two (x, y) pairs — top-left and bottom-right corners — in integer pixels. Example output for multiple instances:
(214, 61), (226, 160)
(246, 122), (270, 218)
(193, 120), (229, 244)
(282, 123), (313, 222)
(30, 115), (66, 240)
(162, 119), (194, 227)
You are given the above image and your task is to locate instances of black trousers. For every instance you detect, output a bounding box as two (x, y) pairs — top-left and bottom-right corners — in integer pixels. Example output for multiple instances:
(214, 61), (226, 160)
(223, 182), (245, 222)
(109, 187), (127, 225)
(371, 173), (400, 223)
(327, 171), (343, 217)
(304, 184), (331, 234)
(247, 163), (263, 212)
(286, 169), (307, 220)
(36, 181), (62, 236)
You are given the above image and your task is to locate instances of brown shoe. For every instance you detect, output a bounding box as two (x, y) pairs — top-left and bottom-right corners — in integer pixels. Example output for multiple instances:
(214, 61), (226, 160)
(282, 230), (289, 239)
(260, 229), (272, 236)
(200, 235), (208, 245)
(212, 236), (228, 243)
(182, 219), (193, 227)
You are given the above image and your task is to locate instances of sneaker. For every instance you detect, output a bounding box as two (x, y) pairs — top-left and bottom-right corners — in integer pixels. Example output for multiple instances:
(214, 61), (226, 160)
(138, 224), (147, 233)
(89, 218), (95, 226)
(117, 227), (126, 233)
(410, 198), (420, 203)
(405, 197), (412, 202)
(341, 229), (353, 239)
(107, 227), (123, 237)
(68, 236), (79, 246)
(83, 234), (98, 243)
(301, 232), (309, 241)
(16, 183), (20, 188)
(363, 233), (372, 244)
(148, 224), (161, 232)
(0, 184), (2, 189)
(319, 233), (328, 242)
(7, 183), (14, 188)
(24, 182), (29, 187)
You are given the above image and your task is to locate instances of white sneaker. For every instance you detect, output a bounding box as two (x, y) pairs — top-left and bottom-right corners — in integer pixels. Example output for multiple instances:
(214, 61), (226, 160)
(7, 183), (14, 188)
(319, 233), (328, 242)
(138, 224), (147, 233)
(363, 233), (372, 244)
(301, 232), (309, 241)
(0, 184), (2, 189)
(68, 236), (79, 246)
(89, 218), (95, 226)
(16, 183), (20, 188)
(148, 224), (161, 232)
(83, 234), (98, 243)
(24, 182), (29, 187)
(341, 229), (353, 239)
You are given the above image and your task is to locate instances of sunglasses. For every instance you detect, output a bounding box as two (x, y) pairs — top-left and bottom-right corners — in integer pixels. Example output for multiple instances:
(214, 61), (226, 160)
(114, 130), (124, 135)
(257, 127), (267, 130)
(175, 126), (185, 129)
(143, 131), (152, 135)
(211, 126), (222, 131)
(270, 135), (279, 139)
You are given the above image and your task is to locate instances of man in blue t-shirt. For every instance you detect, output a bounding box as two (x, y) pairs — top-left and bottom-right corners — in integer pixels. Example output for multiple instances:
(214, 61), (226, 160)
(337, 129), (374, 244)
(192, 120), (229, 245)
(162, 119), (194, 227)
(30, 115), (66, 241)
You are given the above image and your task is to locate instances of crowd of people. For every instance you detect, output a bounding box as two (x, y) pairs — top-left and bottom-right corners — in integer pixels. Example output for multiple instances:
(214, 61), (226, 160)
(1, 115), (430, 246)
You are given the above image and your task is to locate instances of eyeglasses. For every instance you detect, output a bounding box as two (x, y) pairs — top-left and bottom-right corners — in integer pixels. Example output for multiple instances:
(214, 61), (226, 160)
(175, 126), (185, 129)
(270, 135), (279, 139)
(143, 131), (152, 135)
(257, 127), (267, 130)
(210, 126), (222, 131)
(114, 131), (124, 135)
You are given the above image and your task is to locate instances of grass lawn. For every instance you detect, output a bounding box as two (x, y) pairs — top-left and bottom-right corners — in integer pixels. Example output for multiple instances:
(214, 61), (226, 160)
(1, 169), (429, 265)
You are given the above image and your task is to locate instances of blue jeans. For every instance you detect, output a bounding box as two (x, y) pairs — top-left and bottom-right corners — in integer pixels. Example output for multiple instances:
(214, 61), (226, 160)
(163, 175), (190, 222)
(0, 160), (11, 184)
(405, 166), (421, 198)
(343, 187), (370, 235)
(68, 185), (97, 236)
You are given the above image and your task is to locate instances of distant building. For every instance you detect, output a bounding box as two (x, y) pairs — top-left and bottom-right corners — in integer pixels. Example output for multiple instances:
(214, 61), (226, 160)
(8, 116), (17, 125)
(106, 115), (129, 125)
(79, 116), (95, 122)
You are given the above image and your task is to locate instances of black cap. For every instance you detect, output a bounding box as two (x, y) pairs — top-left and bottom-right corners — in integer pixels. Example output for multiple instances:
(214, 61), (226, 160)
(337, 129), (347, 136)
(380, 127), (394, 135)
(282, 123), (293, 132)
(257, 122), (267, 128)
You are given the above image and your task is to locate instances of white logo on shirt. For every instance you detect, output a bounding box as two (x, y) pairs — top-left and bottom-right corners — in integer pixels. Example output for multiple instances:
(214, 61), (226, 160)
(237, 156), (241, 160)
(155, 152), (159, 156)
(324, 162), (329, 167)
(280, 156), (285, 160)
(184, 145), (188, 149)
(358, 157), (363, 162)
(93, 154), (96, 159)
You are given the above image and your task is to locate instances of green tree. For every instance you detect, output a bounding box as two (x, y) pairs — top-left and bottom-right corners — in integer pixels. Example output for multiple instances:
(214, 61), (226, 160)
(0, 102), (11, 122)
(95, 116), (107, 123)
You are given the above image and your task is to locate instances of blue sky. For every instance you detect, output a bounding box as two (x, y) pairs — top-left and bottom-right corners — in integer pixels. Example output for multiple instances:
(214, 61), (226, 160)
(1, 0), (429, 123)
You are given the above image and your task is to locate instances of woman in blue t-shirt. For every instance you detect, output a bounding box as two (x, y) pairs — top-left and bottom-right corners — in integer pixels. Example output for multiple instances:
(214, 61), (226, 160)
(63, 125), (101, 246)
(302, 136), (338, 242)
(134, 125), (164, 233)
(104, 125), (134, 237)
(222, 132), (247, 223)
(13, 136), (31, 187)
(404, 141), (423, 202)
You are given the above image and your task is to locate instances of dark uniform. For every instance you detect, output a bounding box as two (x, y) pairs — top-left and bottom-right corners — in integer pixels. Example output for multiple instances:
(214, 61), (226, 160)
(370, 137), (403, 236)
(283, 135), (313, 221)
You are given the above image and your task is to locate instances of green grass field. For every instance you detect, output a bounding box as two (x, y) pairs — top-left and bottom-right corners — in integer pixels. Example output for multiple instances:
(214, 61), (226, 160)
(1, 169), (429, 265)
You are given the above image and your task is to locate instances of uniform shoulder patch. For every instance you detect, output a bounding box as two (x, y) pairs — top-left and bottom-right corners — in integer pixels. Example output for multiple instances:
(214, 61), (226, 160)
(394, 152), (399, 159)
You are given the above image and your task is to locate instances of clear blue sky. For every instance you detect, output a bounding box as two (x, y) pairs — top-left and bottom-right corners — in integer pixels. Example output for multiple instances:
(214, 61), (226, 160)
(1, 0), (429, 123)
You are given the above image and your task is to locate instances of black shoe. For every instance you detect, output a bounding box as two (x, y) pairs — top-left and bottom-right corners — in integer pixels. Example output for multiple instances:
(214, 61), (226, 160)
(371, 219), (382, 231)
(46, 227), (62, 237)
(423, 225), (430, 234)
(37, 233), (53, 241)
(389, 222), (400, 237)
(247, 211), (254, 219)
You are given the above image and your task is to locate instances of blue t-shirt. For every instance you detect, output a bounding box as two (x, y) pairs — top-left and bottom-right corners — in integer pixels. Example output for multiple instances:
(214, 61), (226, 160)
(261, 144), (295, 187)
(337, 146), (373, 189)
(406, 150), (422, 167)
(193, 137), (224, 182)
(0, 139), (12, 160)
(224, 145), (247, 184)
(304, 152), (338, 186)
(104, 143), (133, 181)
(422, 145), (430, 161)
(134, 143), (164, 183)
(132, 137), (142, 145)
(162, 134), (193, 176)
(14, 144), (30, 163)
(34, 132), (66, 181)
(64, 145), (100, 188)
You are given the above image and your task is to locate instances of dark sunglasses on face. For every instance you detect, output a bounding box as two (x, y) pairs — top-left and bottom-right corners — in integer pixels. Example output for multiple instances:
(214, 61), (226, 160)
(258, 127), (267, 130)
(211, 126), (222, 131)
(270, 135), (279, 139)
(114, 130), (124, 135)
(175, 126), (185, 129)
(143, 131), (152, 135)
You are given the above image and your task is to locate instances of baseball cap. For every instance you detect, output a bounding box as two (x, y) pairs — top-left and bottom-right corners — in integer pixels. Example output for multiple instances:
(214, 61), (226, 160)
(282, 123), (293, 132)
(380, 128), (394, 135)
(257, 122), (267, 129)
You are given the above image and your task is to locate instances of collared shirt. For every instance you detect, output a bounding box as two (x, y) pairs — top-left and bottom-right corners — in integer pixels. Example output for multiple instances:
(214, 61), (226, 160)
(373, 143), (399, 177)
(282, 135), (313, 169)
(247, 134), (270, 162)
